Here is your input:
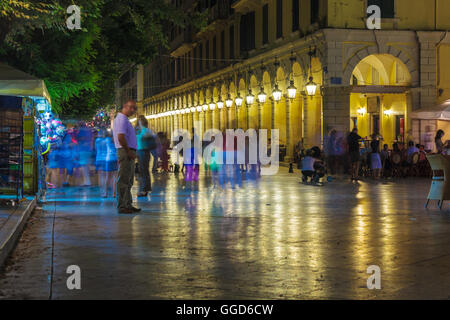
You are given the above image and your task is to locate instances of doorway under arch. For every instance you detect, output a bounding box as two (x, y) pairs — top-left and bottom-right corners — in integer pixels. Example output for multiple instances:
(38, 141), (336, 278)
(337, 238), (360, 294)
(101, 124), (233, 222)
(350, 54), (413, 146)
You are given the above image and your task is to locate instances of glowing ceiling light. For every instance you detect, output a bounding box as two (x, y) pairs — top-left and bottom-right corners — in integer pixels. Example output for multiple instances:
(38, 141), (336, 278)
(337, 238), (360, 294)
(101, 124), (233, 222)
(257, 87), (267, 104)
(235, 93), (243, 107)
(246, 90), (254, 105)
(225, 94), (233, 108)
(287, 80), (297, 99)
(305, 76), (317, 97)
(384, 109), (393, 116)
(272, 84), (282, 102)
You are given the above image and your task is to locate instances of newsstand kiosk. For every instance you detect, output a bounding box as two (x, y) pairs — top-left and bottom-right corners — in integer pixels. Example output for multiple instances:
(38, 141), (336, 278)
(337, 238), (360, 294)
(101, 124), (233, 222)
(0, 63), (53, 204)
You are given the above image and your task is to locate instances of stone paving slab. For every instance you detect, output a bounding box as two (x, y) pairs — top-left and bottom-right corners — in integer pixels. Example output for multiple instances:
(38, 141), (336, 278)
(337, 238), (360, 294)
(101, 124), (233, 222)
(0, 197), (36, 268)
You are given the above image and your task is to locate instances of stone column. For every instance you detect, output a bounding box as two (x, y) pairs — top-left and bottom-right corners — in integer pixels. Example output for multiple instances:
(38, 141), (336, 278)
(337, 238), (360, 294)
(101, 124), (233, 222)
(136, 65), (144, 116)
(322, 86), (352, 147)
(271, 99), (275, 130)
(246, 105), (249, 130)
(417, 32), (441, 109)
(285, 97), (292, 161)
(210, 110), (213, 130)
(258, 102), (262, 129)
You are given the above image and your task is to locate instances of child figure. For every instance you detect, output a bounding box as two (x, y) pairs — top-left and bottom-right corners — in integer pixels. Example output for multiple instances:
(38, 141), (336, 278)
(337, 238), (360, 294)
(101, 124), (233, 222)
(302, 149), (325, 185)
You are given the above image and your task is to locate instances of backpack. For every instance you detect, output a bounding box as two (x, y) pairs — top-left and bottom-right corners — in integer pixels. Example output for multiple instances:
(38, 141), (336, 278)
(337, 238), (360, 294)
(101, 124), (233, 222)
(145, 135), (157, 151)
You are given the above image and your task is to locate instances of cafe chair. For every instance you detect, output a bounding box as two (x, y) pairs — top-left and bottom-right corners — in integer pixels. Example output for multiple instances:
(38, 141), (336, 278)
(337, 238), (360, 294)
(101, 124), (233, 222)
(425, 154), (450, 210)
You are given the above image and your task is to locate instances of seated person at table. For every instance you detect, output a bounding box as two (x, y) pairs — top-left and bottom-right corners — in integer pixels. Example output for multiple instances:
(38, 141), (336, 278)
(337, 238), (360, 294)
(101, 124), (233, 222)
(443, 140), (450, 155)
(397, 143), (409, 166)
(302, 149), (325, 184)
(380, 144), (391, 177)
(407, 141), (419, 163)
(418, 145), (427, 162)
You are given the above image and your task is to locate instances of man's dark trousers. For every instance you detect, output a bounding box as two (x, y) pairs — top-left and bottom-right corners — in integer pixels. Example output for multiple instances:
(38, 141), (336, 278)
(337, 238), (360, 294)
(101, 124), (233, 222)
(117, 148), (135, 210)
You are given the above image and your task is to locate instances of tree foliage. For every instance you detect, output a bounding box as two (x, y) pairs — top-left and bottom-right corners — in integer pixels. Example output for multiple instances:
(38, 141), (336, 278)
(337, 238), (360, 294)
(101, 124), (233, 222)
(0, 0), (205, 119)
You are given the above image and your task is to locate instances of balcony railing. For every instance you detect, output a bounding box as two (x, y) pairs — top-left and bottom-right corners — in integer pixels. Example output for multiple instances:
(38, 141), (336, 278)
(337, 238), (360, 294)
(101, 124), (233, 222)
(231, 0), (260, 13)
(170, 27), (194, 57)
(196, 1), (231, 39)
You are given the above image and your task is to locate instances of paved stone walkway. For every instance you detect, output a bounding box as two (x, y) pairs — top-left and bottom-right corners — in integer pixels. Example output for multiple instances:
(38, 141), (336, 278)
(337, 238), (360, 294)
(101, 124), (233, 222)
(1, 169), (450, 299)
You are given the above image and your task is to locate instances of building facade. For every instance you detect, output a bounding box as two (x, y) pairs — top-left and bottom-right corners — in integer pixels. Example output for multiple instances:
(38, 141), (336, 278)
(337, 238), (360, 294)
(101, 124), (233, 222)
(116, 0), (450, 159)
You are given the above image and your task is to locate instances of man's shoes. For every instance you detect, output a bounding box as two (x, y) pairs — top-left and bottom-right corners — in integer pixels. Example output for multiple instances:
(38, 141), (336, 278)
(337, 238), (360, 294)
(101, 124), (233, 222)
(118, 207), (142, 214)
(118, 208), (134, 214)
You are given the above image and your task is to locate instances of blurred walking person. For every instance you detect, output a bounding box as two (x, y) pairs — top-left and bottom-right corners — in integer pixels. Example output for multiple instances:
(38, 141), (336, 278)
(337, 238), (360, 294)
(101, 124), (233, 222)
(77, 124), (93, 186)
(136, 115), (155, 197)
(370, 133), (382, 179)
(104, 130), (118, 198)
(46, 144), (61, 188)
(158, 132), (170, 172)
(152, 133), (161, 173)
(326, 129), (338, 175)
(95, 128), (108, 197)
(60, 133), (74, 186)
(113, 100), (141, 214)
(347, 128), (362, 181)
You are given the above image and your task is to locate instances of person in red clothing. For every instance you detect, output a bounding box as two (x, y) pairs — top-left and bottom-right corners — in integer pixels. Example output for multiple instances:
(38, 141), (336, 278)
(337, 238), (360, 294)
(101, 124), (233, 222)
(158, 132), (170, 172)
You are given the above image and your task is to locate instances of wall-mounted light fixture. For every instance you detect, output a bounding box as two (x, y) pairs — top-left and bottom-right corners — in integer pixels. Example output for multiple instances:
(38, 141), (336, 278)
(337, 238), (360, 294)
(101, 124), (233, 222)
(306, 47), (318, 99)
(246, 89), (254, 105)
(287, 80), (297, 99)
(226, 94), (233, 108)
(272, 84), (282, 102)
(235, 93), (243, 106)
(258, 86), (267, 103)
(384, 109), (393, 116)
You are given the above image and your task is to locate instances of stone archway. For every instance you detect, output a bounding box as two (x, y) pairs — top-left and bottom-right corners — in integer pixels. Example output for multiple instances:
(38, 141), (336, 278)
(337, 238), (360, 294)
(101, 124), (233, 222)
(349, 53), (413, 145)
(261, 71), (272, 133)
(343, 45), (418, 87)
(248, 74), (259, 130)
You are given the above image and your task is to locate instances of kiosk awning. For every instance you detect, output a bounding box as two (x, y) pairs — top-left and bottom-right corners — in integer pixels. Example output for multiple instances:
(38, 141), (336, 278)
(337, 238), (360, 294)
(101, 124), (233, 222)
(0, 63), (51, 104)
(410, 100), (450, 120)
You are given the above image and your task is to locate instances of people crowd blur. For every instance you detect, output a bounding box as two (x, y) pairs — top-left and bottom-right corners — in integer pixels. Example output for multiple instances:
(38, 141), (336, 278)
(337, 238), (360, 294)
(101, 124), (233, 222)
(45, 98), (445, 212)
(293, 127), (447, 184)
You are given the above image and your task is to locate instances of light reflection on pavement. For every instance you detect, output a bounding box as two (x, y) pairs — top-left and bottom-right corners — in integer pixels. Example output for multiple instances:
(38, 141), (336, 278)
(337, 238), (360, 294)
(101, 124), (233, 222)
(1, 169), (450, 299)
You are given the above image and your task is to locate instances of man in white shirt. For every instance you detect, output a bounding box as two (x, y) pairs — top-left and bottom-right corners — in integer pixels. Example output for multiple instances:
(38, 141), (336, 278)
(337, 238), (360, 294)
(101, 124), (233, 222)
(113, 100), (141, 214)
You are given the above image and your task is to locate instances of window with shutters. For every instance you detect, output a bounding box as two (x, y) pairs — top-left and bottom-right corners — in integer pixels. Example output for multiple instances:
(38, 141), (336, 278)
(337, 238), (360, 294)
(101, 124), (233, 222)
(276, 0), (282, 38)
(199, 43), (203, 72)
(262, 4), (268, 45)
(240, 11), (255, 53)
(206, 40), (210, 70)
(311, 0), (319, 24)
(367, 0), (395, 19)
(230, 25), (235, 59)
(292, 0), (299, 32)
(194, 47), (197, 74)
(221, 30), (225, 62)
(213, 36), (217, 67)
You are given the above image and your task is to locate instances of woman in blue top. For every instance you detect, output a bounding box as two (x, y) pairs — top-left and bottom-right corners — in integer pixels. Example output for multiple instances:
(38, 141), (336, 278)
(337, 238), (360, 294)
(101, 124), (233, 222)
(95, 129), (108, 197)
(136, 115), (154, 196)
